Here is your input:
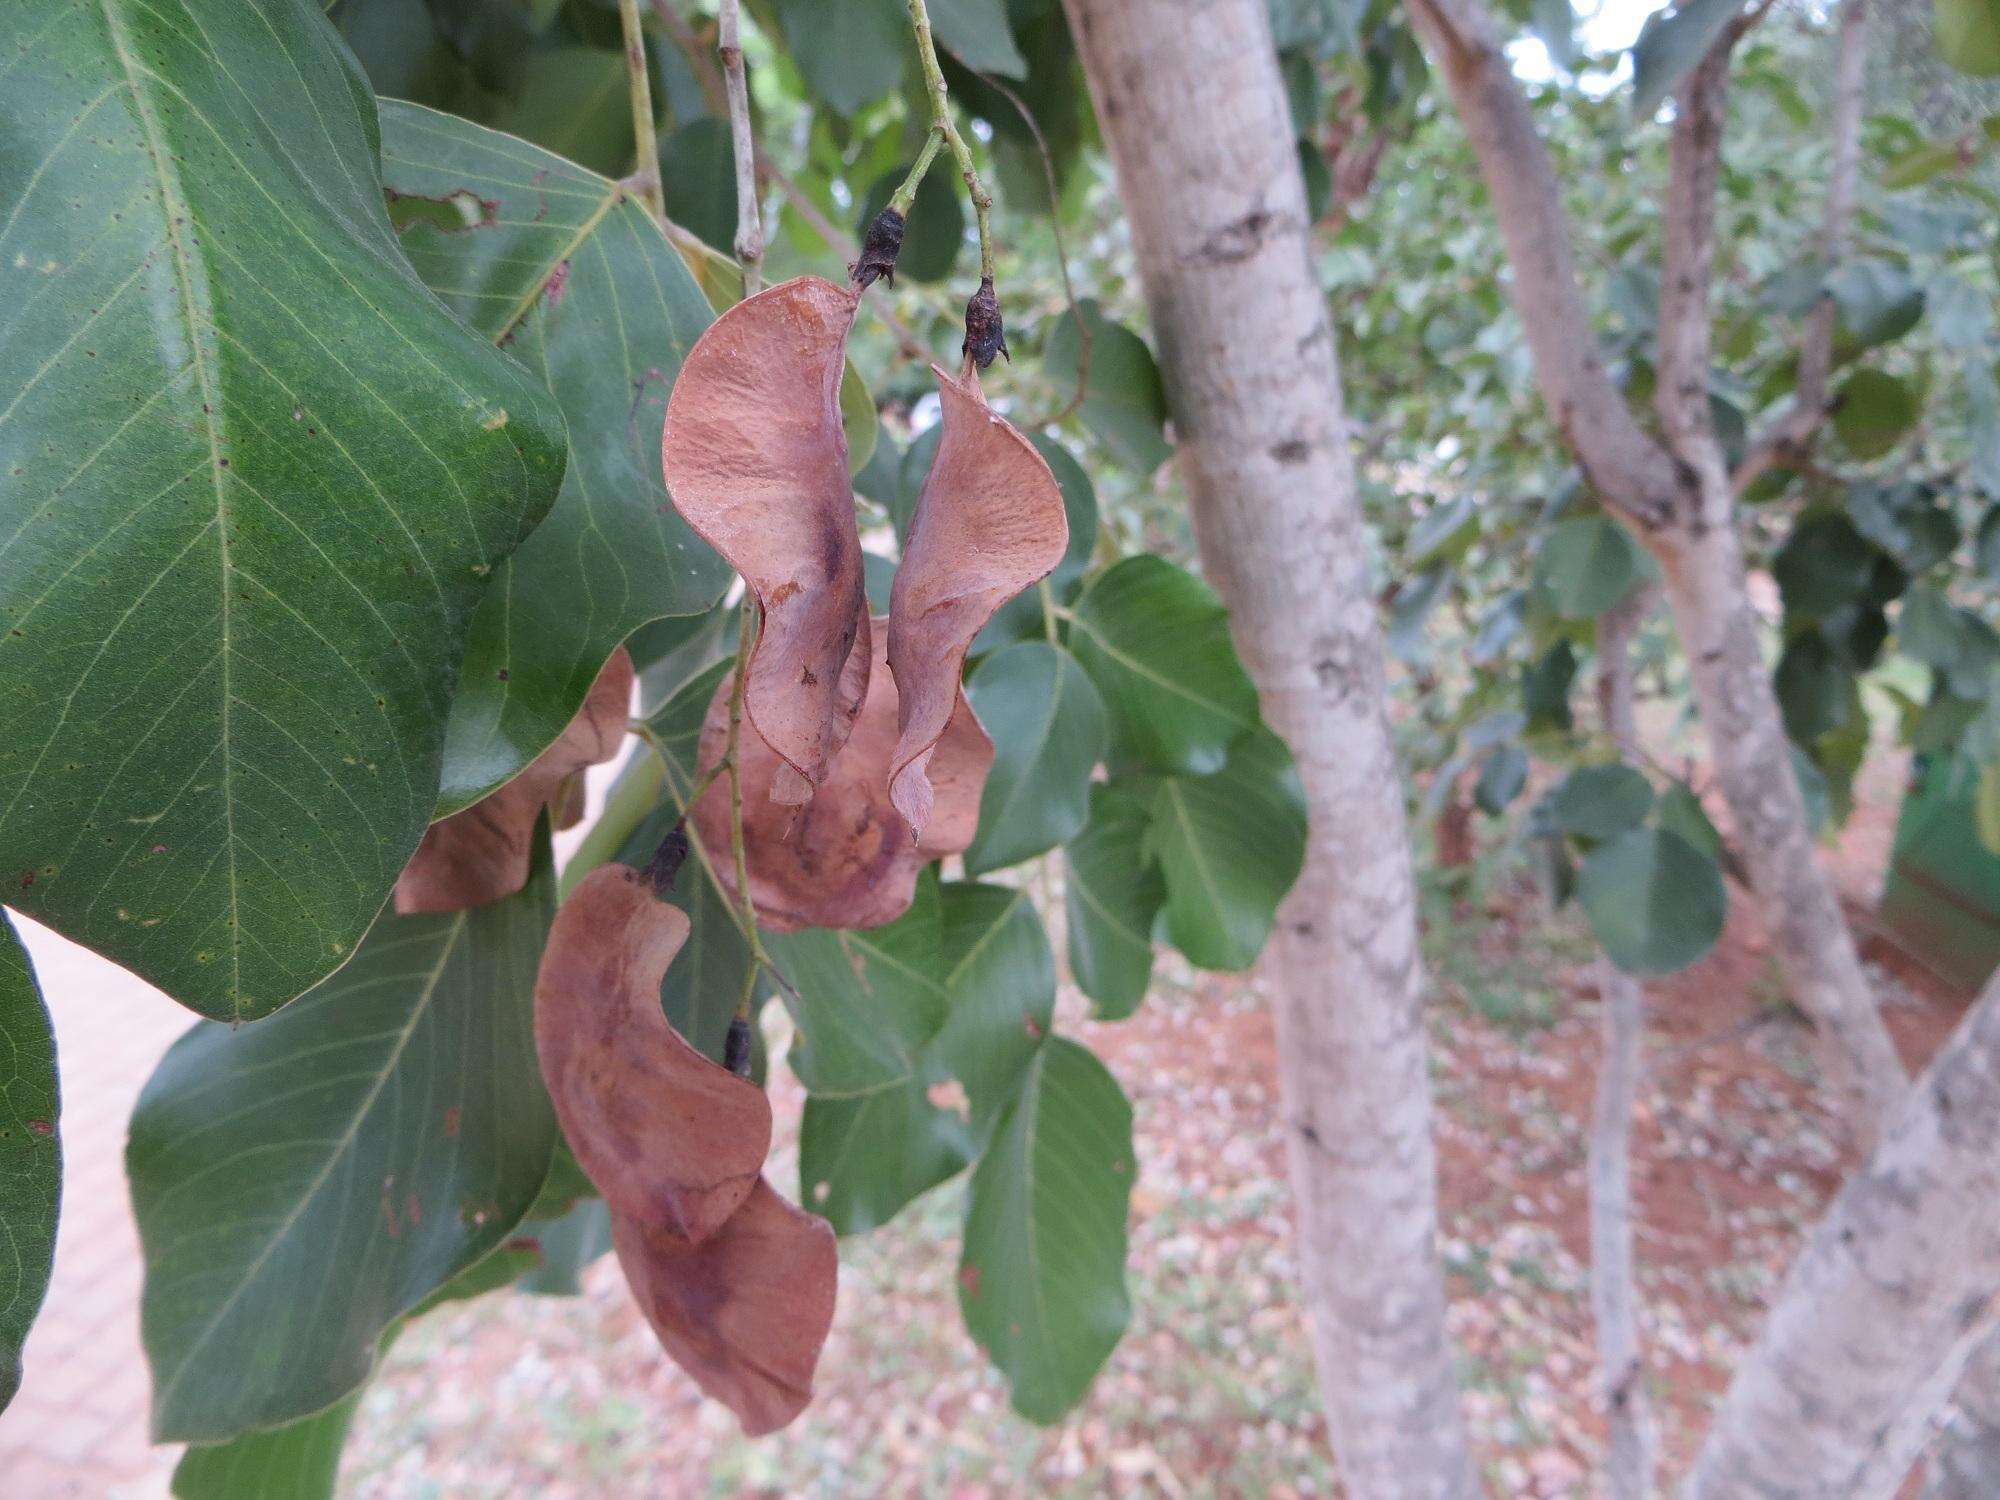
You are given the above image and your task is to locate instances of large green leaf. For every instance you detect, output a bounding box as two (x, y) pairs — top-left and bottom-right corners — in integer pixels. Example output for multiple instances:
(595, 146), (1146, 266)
(1064, 780), (1165, 1020)
(171, 1389), (363, 1500)
(1577, 826), (1726, 975)
(1834, 368), (1920, 459)
(1148, 729), (1307, 972)
(1535, 514), (1649, 619)
(800, 1083), (975, 1235)
(928, 0), (1027, 77)
(1938, 0), (2000, 75)
(959, 1037), (1133, 1423)
(763, 872), (950, 1097)
(775, 0), (907, 115)
(1069, 556), (1260, 775)
(933, 882), (1057, 1127)
(0, 0), (566, 1020)
(1044, 301), (1173, 473)
(130, 834), (559, 1441)
(965, 643), (1108, 875)
(378, 102), (728, 812)
(1547, 763), (1654, 841)
(0, 914), (56, 1412)
(1630, 0), (1741, 118)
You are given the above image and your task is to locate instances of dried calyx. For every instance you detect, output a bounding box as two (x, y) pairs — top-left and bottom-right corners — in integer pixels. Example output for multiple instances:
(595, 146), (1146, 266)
(852, 207), (905, 290)
(395, 648), (634, 914)
(962, 276), (1007, 369)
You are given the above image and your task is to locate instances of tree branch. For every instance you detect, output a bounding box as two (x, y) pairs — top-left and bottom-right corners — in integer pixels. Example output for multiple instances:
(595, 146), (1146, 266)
(1403, 0), (1689, 531)
(716, 0), (764, 295)
(617, 0), (666, 223)
(1655, 29), (1740, 517)
(1731, 0), (1869, 494)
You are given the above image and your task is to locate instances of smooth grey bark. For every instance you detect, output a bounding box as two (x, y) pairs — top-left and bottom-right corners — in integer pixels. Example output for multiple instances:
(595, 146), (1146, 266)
(1591, 589), (1658, 1500)
(1404, 0), (1906, 1142)
(1684, 968), (2000, 1498)
(1062, 1), (1477, 1494)
(1928, 1334), (2000, 1497)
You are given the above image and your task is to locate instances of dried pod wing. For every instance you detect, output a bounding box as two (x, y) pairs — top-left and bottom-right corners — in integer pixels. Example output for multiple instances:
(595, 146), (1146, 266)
(395, 648), (635, 913)
(533, 865), (771, 1243)
(661, 276), (869, 806)
(692, 618), (992, 931)
(888, 368), (1067, 840)
(612, 1178), (837, 1436)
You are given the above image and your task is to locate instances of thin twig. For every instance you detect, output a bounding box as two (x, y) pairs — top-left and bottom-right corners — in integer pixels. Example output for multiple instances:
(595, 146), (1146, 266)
(716, 0), (764, 296)
(616, 0), (665, 222)
(904, 0), (995, 281)
(650, 0), (729, 117)
(756, 159), (937, 358)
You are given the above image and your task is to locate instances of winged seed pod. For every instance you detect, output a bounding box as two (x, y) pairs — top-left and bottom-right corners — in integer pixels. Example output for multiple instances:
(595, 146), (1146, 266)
(394, 648), (634, 914)
(887, 365), (1067, 841)
(533, 864), (771, 1244)
(611, 1178), (837, 1437)
(660, 276), (869, 806)
(691, 618), (992, 931)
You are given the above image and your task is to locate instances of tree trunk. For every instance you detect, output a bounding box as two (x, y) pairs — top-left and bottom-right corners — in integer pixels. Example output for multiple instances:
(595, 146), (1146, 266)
(1592, 591), (1657, 1500)
(1684, 968), (2000, 1497)
(1062, 2), (1478, 1494)
(1654, 517), (1907, 1136)
(1928, 1333), (2000, 1497)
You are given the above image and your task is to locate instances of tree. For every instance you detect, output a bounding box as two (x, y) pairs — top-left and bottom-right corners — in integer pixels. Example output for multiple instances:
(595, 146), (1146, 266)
(1063, 0), (1478, 1493)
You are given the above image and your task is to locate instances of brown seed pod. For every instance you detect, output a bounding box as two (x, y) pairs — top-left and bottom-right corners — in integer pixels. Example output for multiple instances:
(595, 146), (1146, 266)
(887, 366), (1067, 840)
(612, 1178), (837, 1437)
(395, 648), (634, 914)
(692, 617), (992, 931)
(533, 865), (771, 1243)
(661, 276), (869, 806)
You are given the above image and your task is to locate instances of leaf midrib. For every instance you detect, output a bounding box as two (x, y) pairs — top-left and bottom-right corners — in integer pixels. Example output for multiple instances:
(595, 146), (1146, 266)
(101, 0), (244, 1011)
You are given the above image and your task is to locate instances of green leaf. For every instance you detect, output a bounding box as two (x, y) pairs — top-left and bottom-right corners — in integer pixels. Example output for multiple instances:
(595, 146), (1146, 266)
(0, 916), (56, 1413)
(1535, 515), (1649, 619)
(379, 102), (727, 813)
(0, 1), (566, 1021)
(799, 1084), (975, 1235)
(776, 0), (907, 114)
(965, 643), (1109, 875)
(927, 0), (1027, 78)
(660, 117), (738, 254)
(763, 873), (949, 1097)
(1408, 496), (1480, 567)
(515, 1195), (613, 1296)
(1774, 513), (1883, 619)
(1776, 633), (1858, 743)
(1979, 761), (2000, 854)
(959, 1037), (1133, 1423)
(857, 156), (964, 284)
(973, 435), (1099, 654)
(1523, 641), (1579, 733)
(1548, 764), (1654, 840)
(130, 835), (560, 1441)
(932, 882), (1057, 1127)
(1045, 301), (1174, 473)
(1069, 557), (1260, 775)
(1532, 0), (1579, 72)
(1577, 827), (1726, 974)
(1833, 369), (1920, 459)
(1828, 262), (1926, 349)
(1149, 729), (1308, 972)
(1630, 0), (1742, 119)
(1657, 782), (1722, 860)
(172, 1388), (363, 1500)
(1937, 0), (2000, 75)
(487, 45), (634, 177)
(1474, 744), (1529, 816)
(1064, 780), (1165, 1021)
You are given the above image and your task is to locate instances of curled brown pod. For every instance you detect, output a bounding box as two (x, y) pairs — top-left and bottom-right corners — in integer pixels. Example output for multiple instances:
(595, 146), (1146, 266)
(395, 648), (634, 914)
(612, 1178), (837, 1437)
(660, 276), (869, 806)
(533, 864), (771, 1244)
(691, 617), (992, 931)
(887, 366), (1067, 841)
